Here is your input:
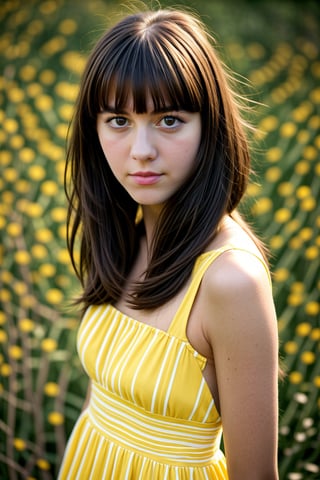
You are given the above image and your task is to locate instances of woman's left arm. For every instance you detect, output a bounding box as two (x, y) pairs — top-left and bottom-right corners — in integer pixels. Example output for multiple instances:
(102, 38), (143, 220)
(204, 251), (279, 480)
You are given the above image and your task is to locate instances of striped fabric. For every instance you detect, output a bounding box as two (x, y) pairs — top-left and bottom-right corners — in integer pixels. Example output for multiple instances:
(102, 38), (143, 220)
(59, 246), (266, 479)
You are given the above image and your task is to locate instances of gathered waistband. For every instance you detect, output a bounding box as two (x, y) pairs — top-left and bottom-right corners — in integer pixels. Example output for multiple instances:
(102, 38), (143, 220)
(87, 382), (222, 466)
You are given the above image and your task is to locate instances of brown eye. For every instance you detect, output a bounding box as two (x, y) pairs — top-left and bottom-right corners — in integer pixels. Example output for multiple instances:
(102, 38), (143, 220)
(107, 116), (128, 128)
(159, 116), (183, 128)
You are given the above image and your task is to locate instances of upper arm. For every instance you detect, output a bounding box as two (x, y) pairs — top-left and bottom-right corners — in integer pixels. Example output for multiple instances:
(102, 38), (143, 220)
(204, 251), (279, 479)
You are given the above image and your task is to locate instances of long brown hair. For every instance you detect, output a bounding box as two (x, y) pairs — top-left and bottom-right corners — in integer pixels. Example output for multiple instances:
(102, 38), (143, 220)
(65, 9), (259, 310)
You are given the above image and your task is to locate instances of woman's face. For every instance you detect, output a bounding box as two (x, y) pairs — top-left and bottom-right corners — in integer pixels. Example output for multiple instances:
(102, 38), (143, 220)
(96, 93), (201, 211)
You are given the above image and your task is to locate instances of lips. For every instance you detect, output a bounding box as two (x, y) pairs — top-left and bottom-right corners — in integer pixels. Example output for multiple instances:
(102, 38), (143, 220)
(129, 171), (163, 185)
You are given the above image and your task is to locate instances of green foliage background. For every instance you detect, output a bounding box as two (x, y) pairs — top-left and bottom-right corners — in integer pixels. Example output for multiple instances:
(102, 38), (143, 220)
(0, 0), (319, 478)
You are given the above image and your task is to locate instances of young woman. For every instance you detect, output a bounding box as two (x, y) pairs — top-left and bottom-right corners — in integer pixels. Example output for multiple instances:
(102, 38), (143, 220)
(59, 8), (279, 479)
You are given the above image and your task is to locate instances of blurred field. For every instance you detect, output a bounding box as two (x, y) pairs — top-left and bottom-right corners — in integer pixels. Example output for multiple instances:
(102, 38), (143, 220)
(0, 0), (319, 478)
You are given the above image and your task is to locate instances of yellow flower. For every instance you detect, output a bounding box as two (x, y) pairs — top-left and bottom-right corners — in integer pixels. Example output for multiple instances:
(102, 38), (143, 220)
(13, 438), (27, 451)
(58, 104), (73, 122)
(314, 376), (320, 388)
(295, 161), (310, 175)
(9, 345), (23, 360)
(259, 116), (279, 132)
(273, 268), (290, 282)
(35, 95), (53, 111)
(4, 118), (19, 133)
(1, 270), (12, 284)
(44, 382), (60, 396)
(55, 123), (68, 139)
(39, 264), (56, 277)
(58, 18), (78, 35)
(15, 179), (30, 193)
(270, 235), (284, 249)
(55, 81), (79, 101)
(31, 244), (48, 259)
(14, 251), (31, 265)
(41, 338), (57, 353)
(310, 86), (320, 103)
(301, 351), (315, 365)
(14, 282), (27, 295)
(292, 102), (312, 122)
(19, 65), (37, 82)
(0, 330), (8, 343)
(280, 122), (297, 137)
(48, 412), (64, 426)
(291, 282), (304, 293)
(7, 222), (22, 237)
(1, 364), (12, 376)
(284, 341), (298, 354)
(289, 371), (302, 384)
(265, 167), (281, 182)
(26, 83), (43, 97)
(277, 182), (294, 197)
(266, 147), (282, 162)
(39, 69), (56, 85)
(0, 289), (11, 302)
(305, 246), (318, 259)
(0, 312), (6, 325)
(274, 208), (291, 223)
(28, 165), (46, 181)
(303, 145), (317, 160)
(309, 115), (320, 130)
(41, 35), (66, 55)
(8, 87), (25, 103)
(297, 130), (310, 144)
(0, 150), (12, 165)
(21, 295), (36, 309)
(26, 203), (43, 218)
(19, 147), (35, 163)
(289, 236), (303, 249)
(36, 459), (50, 471)
(246, 183), (261, 197)
(296, 185), (311, 199)
(287, 293), (303, 307)
(311, 328), (320, 341)
(251, 197), (273, 215)
(2, 191), (14, 204)
(51, 207), (67, 222)
(296, 322), (312, 336)
(60, 52), (86, 75)
(46, 289), (64, 304)
(35, 228), (53, 243)
(27, 18), (44, 34)
(19, 318), (35, 333)
(299, 228), (313, 241)
(301, 197), (316, 212)
(305, 302), (320, 316)
(57, 249), (70, 264)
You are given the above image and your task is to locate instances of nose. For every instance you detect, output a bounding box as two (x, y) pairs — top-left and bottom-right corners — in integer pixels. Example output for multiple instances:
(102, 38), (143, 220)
(130, 125), (156, 162)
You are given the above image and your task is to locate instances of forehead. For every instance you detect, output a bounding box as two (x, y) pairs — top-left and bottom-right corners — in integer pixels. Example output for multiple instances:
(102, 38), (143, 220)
(105, 86), (172, 112)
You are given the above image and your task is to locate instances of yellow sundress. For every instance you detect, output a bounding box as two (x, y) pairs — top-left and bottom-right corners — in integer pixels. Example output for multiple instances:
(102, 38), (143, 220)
(59, 246), (263, 479)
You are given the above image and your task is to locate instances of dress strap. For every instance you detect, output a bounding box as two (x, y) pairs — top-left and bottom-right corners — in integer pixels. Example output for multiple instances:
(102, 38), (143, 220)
(167, 245), (270, 342)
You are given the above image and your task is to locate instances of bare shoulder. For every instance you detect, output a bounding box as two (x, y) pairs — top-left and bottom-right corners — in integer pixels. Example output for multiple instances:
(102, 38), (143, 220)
(201, 218), (277, 341)
(206, 246), (271, 298)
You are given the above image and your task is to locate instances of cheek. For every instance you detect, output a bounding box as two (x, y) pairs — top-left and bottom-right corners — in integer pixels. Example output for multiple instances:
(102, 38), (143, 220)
(98, 134), (119, 167)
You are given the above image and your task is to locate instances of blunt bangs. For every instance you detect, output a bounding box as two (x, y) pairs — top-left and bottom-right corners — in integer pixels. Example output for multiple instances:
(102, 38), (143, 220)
(89, 15), (205, 115)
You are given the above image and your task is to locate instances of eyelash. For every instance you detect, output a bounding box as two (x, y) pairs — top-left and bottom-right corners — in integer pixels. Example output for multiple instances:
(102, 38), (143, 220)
(105, 114), (185, 129)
